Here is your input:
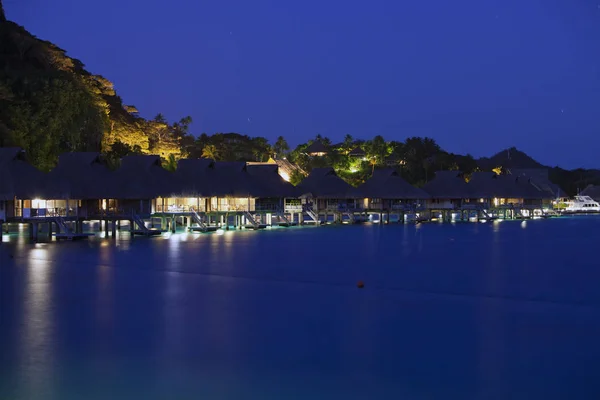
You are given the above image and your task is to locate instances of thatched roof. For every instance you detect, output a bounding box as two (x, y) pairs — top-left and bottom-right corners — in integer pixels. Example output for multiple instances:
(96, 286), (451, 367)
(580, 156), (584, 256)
(467, 172), (500, 198)
(510, 175), (554, 200)
(174, 158), (215, 197)
(357, 169), (429, 199)
(465, 171), (552, 200)
(421, 171), (470, 199)
(304, 140), (328, 154)
(272, 157), (305, 177)
(296, 167), (358, 198)
(509, 168), (565, 198)
(205, 162), (253, 197)
(0, 147), (47, 200)
(114, 155), (176, 199)
(46, 152), (114, 199)
(246, 164), (299, 198)
(581, 185), (600, 201)
(349, 147), (366, 157)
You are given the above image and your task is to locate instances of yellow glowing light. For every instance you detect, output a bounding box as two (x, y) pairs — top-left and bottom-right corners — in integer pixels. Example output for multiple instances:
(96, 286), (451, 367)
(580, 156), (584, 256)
(279, 171), (290, 182)
(350, 168), (358, 173)
(31, 199), (45, 209)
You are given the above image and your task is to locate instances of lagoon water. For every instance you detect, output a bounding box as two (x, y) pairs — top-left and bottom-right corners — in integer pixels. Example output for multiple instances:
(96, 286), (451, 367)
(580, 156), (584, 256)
(1, 218), (600, 399)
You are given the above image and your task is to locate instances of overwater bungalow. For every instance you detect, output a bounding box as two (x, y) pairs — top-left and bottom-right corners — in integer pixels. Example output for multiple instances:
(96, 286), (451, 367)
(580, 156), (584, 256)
(296, 167), (360, 213)
(0, 147), (46, 222)
(246, 164), (300, 213)
(421, 171), (471, 210)
(42, 152), (116, 219)
(113, 155), (177, 217)
(157, 158), (214, 213)
(468, 172), (551, 207)
(509, 168), (565, 201)
(156, 160), (299, 229)
(357, 169), (429, 211)
(465, 171), (501, 207)
(159, 160), (299, 214)
(206, 162), (258, 212)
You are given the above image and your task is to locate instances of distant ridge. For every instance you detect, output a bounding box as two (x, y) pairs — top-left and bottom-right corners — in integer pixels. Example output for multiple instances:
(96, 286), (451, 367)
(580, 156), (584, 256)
(477, 147), (544, 170)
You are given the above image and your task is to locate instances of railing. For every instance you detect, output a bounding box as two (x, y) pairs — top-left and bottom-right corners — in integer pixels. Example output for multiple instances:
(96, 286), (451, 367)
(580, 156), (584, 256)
(92, 208), (127, 218)
(302, 205), (319, 223)
(53, 215), (73, 234)
(190, 208), (208, 230)
(276, 207), (291, 225)
(132, 214), (150, 233)
(342, 212), (355, 223)
(155, 205), (206, 213)
(243, 211), (260, 228)
(255, 203), (280, 212)
(20, 207), (80, 218)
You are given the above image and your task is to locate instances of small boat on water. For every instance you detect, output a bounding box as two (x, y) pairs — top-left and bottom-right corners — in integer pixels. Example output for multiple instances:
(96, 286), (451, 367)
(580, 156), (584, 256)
(562, 195), (600, 214)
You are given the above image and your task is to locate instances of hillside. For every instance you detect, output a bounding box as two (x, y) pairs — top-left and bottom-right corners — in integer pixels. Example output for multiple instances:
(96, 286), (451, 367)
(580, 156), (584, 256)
(477, 147), (544, 171)
(1, 2), (597, 196)
(0, 4), (181, 170)
(474, 147), (600, 195)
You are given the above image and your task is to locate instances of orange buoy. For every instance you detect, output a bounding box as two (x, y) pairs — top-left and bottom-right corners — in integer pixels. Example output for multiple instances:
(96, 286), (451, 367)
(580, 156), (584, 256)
(357, 281), (365, 289)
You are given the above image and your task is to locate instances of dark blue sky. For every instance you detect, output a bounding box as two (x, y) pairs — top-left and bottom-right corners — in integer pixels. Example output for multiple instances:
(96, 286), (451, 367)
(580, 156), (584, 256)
(6, 0), (600, 168)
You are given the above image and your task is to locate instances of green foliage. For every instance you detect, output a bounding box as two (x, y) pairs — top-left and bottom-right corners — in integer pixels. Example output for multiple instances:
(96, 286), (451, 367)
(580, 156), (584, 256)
(103, 140), (142, 169)
(0, 18), (190, 170)
(0, 71), (106, 170)
(289, 169), (305, 186)
(201, 144), (219, 161)
(182, 133), (272, 162)
(549, 167), (600, 197)
(164, 154), (178, 172)
(273, 136), (289, 157)
(341, 134), (354, 154)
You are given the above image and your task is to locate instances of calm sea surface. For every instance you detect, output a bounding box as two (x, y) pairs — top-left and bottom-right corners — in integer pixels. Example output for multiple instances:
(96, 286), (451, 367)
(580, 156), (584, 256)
(1, 218), (600, 399)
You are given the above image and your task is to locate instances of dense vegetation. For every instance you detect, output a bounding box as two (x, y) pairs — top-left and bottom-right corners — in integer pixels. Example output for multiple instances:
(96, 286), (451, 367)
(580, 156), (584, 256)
(0, 3), (597, 195)
(0, 8), (185, 170)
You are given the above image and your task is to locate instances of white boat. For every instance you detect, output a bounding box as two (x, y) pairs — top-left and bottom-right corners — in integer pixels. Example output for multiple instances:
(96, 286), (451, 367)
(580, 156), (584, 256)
(564, 195), (600, 213)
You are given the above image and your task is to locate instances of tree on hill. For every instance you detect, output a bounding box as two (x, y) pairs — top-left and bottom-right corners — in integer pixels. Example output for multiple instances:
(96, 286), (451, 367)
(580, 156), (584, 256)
(340, 134), (354, 155)
(104, 140), (142, 169)
(273, 136), (289, 157)
(201, 144), (219, 161)
(0, 0), (6, 22)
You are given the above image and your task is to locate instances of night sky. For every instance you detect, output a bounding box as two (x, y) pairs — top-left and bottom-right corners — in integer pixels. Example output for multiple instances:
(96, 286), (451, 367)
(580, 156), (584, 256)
(6, 0), (600, 168)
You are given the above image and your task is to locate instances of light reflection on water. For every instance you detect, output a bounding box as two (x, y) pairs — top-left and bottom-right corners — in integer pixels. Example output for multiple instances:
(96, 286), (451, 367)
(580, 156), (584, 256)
(20, 245), (55, 398)
(1, 218), (600, 399)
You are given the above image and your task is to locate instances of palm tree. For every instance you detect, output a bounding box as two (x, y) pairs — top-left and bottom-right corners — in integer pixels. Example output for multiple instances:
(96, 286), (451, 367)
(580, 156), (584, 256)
(201, 144), (219, 161)
(153, 113), (167, 123)
(274, 136), (290, 157)
(342, 134), (354, 154)
(370, 156), (377, 174)
(164, 154), (177, 172)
